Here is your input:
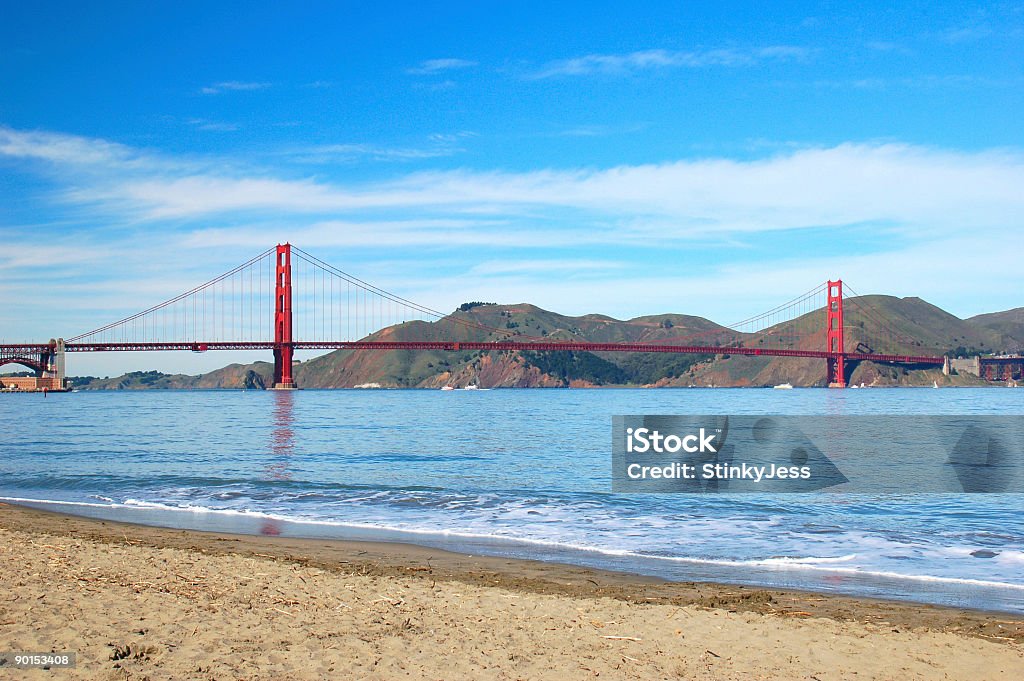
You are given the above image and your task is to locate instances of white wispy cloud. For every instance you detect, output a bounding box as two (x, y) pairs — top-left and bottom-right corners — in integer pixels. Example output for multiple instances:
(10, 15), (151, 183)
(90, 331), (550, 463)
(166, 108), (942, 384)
(428, 131), (477, 143)
(187, 118), (240, 132)
(180, 219), (564, 250)
(0, 125), (142, 166)
(4, 127), (1022, 245)
(289, 143), (460, 164)
(935, 5), (1023, 44)
(281, 132), (476, 164)
(407, 58), (477, 75)
(467, 259), (627, 276)
(864, 41), (912, 54)
(412, 79), (458, 92)
(789, 74), (1021, 91)
(200, 81), (271, 95)
(546, 123), (648, 138)
(93, 145), (1024, 241)
(5, 127), (1020, 242)
(530, 46), (810, 78)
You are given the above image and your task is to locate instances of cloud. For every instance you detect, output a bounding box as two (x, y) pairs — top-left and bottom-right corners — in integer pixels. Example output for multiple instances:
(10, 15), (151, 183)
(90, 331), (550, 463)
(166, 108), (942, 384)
(187, 119), (239, 132)
(407, 58), (477, 75)
(791, 74), (1021, 91)
(467, 259), (626, 276)
(5, 128), (1019, 243)
(182, 218), (583, 250)
(0, 125), (142, 166)
(286, 132), (476, 164)
(864, 41), (911, 54)
(428, 131), (477, 144)
(290, 143), (458, 163)
(939, 23), (995, 44)
(530, 46), (810, 78)
(0, 126), (222, 177)
(412, 79), (458, 92)
(547, 123), (648, 138)
(936, 5), (1024, 44)
(74, 144), (1022, 241)
(200, 81), (271, 95)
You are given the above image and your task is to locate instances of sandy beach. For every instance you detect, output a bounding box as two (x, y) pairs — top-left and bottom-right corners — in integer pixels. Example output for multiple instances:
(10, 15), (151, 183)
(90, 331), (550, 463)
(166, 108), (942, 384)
(0, 503), (1021, 680)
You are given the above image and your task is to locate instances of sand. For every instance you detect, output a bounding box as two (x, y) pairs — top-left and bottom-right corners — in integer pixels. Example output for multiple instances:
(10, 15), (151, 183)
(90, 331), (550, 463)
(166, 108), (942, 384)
(0, 504), (1021, 680)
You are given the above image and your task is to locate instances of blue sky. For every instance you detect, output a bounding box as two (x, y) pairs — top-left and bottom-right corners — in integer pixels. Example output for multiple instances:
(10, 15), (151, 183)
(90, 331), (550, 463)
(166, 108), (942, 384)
(1, 1), (1022, 374)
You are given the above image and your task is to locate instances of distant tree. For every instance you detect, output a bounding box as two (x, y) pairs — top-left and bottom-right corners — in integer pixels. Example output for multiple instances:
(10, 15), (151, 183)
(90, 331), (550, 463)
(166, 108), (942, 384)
(945, 346), (986, 358)
(458, 301), (495, 312)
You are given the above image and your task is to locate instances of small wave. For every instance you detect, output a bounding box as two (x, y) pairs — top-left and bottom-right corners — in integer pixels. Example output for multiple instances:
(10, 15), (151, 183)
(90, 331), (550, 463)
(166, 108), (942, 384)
(4, 495), (1024, 593)
(758, 554), (857, 565)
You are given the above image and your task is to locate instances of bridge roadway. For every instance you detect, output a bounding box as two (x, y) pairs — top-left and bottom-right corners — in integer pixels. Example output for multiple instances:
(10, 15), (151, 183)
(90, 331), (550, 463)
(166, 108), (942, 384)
(1, 340), (946, 366)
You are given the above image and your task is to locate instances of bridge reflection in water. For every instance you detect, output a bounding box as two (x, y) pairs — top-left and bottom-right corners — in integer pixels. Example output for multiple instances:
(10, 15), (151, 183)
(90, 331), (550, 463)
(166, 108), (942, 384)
(260, 390), (295, 536)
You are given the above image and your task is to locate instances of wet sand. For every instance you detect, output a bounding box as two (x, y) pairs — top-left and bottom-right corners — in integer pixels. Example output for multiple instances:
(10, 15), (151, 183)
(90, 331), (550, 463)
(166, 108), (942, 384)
(1, 502), (1021, 679)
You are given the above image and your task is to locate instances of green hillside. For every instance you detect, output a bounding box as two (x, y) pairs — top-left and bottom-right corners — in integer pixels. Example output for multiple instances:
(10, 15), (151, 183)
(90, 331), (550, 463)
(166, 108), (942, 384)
(68, 298), (1020, 389)
(966, 307), (1024, 353)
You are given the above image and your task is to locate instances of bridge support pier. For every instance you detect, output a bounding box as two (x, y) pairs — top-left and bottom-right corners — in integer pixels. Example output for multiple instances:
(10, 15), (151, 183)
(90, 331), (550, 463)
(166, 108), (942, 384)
(827, 356), (847, 388)
(272, 243), (296, 389)
(272, 346), (295, 389)
(39, 338), (66, 390)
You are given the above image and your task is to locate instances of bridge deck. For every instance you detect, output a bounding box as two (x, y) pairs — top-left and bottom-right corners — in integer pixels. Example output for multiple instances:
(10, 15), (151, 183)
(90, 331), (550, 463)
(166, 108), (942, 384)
(1, 341), (945, 366)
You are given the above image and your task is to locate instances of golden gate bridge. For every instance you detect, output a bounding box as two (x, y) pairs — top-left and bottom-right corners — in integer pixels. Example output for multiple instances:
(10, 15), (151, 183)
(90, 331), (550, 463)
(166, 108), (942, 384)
(1, 243), (947, 390)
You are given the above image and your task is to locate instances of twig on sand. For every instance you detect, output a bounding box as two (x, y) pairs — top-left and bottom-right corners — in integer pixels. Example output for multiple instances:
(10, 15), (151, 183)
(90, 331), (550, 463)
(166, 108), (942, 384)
(601, 635), (642, 641)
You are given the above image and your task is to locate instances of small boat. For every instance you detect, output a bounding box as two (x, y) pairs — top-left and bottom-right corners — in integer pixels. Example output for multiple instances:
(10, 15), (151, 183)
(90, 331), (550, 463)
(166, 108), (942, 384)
(440, 385), (455, 391)
(933, 381), (939, 389)
(773, 383), (794, 390)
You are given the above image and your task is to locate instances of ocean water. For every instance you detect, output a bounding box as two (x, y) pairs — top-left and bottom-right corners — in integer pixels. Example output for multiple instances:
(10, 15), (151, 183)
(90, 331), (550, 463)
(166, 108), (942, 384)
(1, 388), (1023, 613)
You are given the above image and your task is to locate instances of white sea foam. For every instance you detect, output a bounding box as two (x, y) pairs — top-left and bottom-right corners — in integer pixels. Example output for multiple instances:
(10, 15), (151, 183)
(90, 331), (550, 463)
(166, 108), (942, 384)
(5, 495), (1024, 593)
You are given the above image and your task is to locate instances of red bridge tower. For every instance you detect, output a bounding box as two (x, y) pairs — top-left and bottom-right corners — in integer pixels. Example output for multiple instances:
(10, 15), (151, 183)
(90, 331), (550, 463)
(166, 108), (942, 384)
(826, 279), (845, 387)
(272, 243), (296, 389)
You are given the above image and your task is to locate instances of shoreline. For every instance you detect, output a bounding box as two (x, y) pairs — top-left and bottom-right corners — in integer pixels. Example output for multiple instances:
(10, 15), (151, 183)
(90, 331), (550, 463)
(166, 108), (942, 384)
(7, 495), (1023, 614)
(3, 502), (1022, 679)
(2, 502), (1021, 643)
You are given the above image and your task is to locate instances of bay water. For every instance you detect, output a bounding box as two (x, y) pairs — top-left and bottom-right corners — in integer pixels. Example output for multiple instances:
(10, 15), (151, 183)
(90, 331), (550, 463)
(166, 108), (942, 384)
(1, 388), (1022, 612)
